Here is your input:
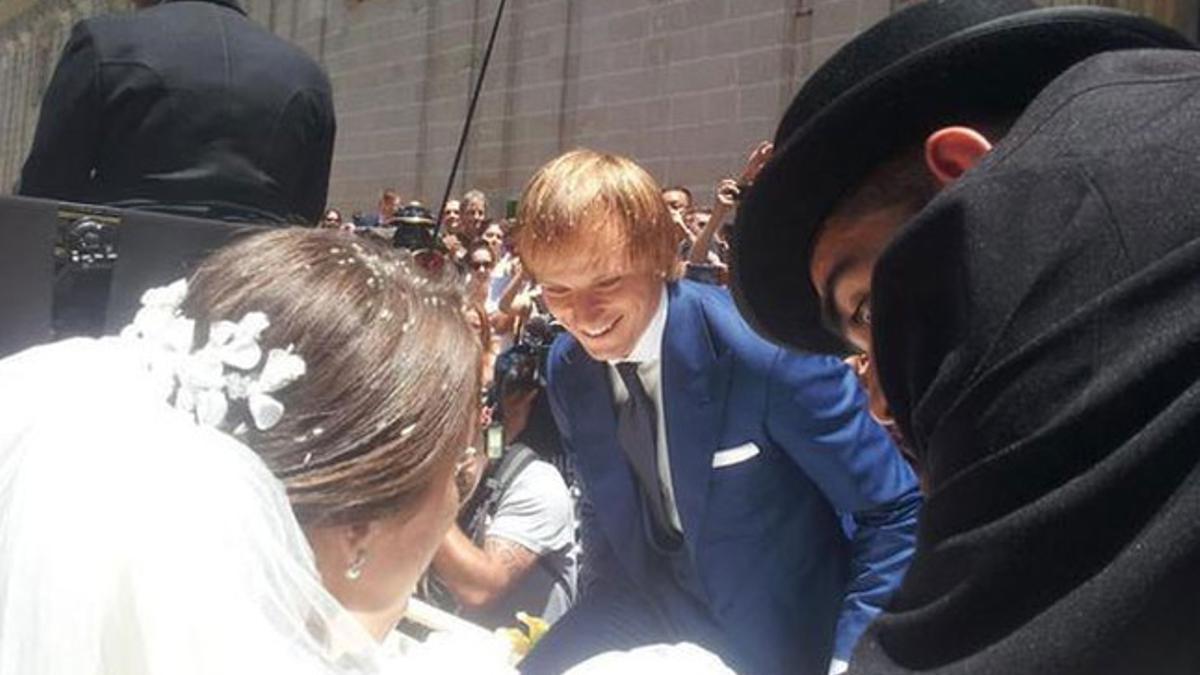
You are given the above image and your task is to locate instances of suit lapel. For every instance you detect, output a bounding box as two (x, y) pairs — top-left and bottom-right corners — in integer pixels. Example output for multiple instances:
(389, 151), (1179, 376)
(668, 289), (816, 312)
(661, 283), (734, 558)
(557, 341), (649, 580)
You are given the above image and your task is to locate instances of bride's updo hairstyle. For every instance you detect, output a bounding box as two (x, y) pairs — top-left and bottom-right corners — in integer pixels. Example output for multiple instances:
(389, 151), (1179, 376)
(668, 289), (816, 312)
(181, 229), (480, 526)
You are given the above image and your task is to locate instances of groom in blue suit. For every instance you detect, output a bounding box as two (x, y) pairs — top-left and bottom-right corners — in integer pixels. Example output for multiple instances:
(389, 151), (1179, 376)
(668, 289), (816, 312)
(511, 149), (920, 675)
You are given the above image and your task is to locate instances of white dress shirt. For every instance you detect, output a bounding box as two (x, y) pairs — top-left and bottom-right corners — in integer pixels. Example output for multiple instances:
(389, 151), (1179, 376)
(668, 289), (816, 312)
(607, 284), (682, 533)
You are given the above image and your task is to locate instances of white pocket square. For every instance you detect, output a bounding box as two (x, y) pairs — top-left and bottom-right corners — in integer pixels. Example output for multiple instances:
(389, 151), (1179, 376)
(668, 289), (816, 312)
(712, 442), (760, 468)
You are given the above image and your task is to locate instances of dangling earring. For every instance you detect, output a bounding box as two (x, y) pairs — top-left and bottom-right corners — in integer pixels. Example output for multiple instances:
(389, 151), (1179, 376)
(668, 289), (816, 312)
(345, 550), (367, 581)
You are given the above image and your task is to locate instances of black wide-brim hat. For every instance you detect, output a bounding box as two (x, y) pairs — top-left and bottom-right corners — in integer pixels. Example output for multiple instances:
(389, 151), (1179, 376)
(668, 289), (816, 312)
(730, 0), (1194, 355)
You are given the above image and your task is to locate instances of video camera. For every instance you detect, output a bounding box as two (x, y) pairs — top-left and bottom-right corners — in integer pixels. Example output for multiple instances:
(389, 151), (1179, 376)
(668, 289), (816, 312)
(0, 196), (268, 359)
(486, 315), (564, 418)
(389, 202), (437, 251)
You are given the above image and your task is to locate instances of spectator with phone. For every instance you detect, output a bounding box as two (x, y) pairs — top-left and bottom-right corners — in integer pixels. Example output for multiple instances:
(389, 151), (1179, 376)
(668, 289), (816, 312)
(428, 346), (578, 630)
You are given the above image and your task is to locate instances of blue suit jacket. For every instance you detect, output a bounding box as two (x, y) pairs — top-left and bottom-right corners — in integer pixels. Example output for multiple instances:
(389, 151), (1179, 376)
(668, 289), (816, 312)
(526, 281), (920, 675)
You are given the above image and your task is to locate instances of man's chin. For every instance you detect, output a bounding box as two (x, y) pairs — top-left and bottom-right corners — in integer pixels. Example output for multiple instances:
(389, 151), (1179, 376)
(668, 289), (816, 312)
(578, 341), (624, 362)
(574, 333), (633, 362)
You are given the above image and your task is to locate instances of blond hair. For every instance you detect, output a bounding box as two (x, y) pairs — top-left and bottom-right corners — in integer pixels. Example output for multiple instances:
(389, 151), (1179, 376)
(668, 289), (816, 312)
(513, 149), (680, 278)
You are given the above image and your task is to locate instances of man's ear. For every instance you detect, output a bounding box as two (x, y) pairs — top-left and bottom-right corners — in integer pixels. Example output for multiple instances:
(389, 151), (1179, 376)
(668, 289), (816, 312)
(924, 126), (993, 187)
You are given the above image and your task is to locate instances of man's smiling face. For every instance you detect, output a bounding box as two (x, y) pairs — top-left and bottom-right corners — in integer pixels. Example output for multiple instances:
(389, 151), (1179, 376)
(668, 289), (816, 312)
(533, 220), (663, 362)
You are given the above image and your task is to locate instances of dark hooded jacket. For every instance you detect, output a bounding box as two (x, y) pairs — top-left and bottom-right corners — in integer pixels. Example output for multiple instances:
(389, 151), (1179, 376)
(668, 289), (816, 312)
(19, 0), (334, 225)
(852, 48), (1200, 673)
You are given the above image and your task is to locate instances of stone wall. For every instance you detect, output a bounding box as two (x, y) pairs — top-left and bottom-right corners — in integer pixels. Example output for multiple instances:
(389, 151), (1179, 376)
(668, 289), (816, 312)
(271, 0), (899, 215)
(0, 0), (1192, 218)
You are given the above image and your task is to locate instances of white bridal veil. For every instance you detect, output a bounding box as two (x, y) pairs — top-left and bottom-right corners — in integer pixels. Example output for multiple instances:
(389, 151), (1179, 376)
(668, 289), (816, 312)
(0, 287), (736, 675)
(0, 337), (385, 675)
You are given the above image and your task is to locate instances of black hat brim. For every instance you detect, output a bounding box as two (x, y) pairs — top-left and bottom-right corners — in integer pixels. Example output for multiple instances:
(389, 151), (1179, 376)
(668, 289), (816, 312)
(731, 7), (1195, 355)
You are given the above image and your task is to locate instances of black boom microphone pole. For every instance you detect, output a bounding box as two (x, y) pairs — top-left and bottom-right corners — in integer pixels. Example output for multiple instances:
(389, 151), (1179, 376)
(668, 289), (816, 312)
(435, 0), (509, 241)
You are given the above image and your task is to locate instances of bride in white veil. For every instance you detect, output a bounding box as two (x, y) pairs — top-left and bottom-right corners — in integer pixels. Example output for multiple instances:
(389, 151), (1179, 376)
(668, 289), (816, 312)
(0, 229), (503, 674)
(0, 229), (734, 675)
(0, 335), (377, 674)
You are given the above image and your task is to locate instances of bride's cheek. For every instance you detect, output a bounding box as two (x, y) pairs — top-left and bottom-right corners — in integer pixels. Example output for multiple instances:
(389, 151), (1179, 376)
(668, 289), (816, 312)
(437, 476), (460, 532)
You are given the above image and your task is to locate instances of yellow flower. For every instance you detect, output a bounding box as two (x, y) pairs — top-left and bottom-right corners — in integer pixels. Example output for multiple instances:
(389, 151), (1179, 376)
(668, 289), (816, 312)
(492, 611), (550, 662)
(516, 612), (550, 646)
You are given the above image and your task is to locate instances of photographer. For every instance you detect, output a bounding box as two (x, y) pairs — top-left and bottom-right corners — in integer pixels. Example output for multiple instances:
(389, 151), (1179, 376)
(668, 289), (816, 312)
(429, 345), (577, 630)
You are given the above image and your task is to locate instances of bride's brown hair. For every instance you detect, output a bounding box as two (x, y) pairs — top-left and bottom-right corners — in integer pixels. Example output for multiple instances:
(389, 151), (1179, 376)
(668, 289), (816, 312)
(181, 229), (480, 525)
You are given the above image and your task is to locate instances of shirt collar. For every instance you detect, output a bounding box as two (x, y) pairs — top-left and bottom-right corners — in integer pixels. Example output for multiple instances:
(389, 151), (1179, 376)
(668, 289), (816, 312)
(610, 284), (668, 365)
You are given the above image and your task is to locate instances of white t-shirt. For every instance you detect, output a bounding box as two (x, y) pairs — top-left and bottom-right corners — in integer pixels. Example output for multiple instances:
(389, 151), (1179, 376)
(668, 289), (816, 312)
(462, 459), (577, 629)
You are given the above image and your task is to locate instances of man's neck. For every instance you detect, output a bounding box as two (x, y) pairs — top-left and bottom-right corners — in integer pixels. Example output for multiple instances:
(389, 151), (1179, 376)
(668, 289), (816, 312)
(611, 283), (668, 364)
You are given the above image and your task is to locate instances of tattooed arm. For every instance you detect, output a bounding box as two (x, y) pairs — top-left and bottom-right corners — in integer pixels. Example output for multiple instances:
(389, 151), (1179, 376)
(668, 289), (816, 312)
(430, 525), (539, 610)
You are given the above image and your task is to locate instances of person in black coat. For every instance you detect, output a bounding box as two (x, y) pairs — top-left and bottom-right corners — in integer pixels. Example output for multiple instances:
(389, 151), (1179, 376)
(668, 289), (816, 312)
(18, 0), (335, 225)
(731, 0), (1200, 672)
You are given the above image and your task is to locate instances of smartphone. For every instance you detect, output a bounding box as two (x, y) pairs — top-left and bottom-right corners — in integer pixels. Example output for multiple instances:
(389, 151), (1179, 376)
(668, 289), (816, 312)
(485, 423), (505, 460)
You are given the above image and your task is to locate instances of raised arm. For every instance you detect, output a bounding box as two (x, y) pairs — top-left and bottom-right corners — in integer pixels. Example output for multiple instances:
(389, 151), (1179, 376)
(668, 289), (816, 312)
(497, 260), (533, 318)
(687, 141), (773, 266)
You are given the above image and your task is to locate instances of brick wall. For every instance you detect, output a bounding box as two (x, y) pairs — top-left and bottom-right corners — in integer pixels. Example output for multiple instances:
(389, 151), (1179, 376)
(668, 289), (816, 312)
(1, 0), (1192, 219)
(273, 0), (900, 216)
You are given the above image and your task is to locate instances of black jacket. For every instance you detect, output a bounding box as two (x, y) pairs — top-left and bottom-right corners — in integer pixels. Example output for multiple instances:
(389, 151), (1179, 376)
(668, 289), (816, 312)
(19, 0), (335, 224)
(854, 48), (1200, 674)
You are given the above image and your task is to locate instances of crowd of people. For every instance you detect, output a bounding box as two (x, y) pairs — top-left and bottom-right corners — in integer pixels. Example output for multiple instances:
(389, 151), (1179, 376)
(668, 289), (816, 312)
(318, 152), (764, 395)
(4, 0), (1200, 674)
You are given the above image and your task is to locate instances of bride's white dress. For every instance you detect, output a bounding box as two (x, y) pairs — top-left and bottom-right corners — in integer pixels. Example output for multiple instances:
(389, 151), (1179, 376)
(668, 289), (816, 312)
(0, 337), (733, 675)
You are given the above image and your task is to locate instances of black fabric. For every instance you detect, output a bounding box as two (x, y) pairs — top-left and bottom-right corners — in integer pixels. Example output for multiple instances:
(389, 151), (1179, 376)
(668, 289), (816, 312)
(18, 0), (334, 225)
(730, 0), (1194, 355)
(772, 0), (1035, 149)
(0, 197), (56, 358)
(851, 49), (1200, 673)
(0, 195), (269, 359)
(614, 363), (681, 549)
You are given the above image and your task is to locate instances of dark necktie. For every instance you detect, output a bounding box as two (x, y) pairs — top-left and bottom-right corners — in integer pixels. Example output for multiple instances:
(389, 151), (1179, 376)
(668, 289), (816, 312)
(615, 362), (681, 548)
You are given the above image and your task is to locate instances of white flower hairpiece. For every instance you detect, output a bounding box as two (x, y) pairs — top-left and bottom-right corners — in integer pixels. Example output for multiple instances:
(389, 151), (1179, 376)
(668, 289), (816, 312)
(121, 278), (307, 431)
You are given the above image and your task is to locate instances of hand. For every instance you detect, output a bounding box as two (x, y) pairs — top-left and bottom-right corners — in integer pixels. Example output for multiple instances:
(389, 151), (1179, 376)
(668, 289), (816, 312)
(739, 140), (774, 184)
(715, 178), (741, 207)
(711, 141), (773, 210)
(671, 209), (696, 241)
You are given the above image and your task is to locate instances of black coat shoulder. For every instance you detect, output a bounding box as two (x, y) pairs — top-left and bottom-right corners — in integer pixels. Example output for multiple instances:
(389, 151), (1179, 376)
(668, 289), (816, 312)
(20, 0), (335, 224)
